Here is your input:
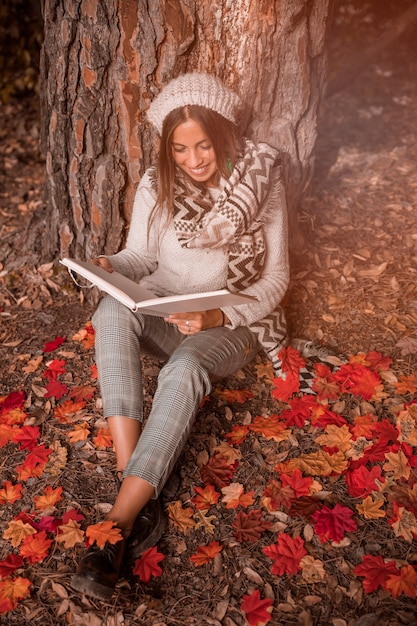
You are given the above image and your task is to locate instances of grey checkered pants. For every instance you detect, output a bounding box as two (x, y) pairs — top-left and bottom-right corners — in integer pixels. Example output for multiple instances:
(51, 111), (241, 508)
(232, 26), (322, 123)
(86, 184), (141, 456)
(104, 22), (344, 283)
(92, 296), (260, 496)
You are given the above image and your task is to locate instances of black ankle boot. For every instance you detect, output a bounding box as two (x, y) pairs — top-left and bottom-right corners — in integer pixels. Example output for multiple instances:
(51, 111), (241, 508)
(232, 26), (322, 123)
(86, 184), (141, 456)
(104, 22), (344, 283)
(126, 499), (166, 563)
(71, 538), (126, 600)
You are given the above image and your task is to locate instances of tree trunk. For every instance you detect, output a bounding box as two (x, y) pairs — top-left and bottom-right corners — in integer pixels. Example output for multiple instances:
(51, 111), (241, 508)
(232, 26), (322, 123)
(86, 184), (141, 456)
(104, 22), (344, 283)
(39, 0), (331, 261)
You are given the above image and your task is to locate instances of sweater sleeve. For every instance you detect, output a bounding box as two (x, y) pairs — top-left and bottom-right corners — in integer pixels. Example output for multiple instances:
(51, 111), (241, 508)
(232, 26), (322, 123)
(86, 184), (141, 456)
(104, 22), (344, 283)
(104, 170), (159, 281)
(220, 179), (290, 328)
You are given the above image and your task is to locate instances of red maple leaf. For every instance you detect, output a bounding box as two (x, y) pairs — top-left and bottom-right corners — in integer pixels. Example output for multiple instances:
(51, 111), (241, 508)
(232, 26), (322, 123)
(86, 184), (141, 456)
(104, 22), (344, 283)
(190, 541), (223, 566)
(61, 509), (84, 524)
(44, 379), (69, 399)
(365, 351), (392, 372)
(279, 345), (306, 375)
(0, 391), (25, 411)
(263, 478), (294, 510)
(346, 465), (384, 498)
(14, 425), (40, 451)
(312, 364), (341, 400)
(288, 495), (325, 518)
(313, 503), (357, 543)
(22, 444), (52, 470)
(0, 554), (24, 578)
(281, 469), (313, 498)
(43, 336), (66, 352)
(353, 555), (400, 593)
(334, 363), (381, 399)
(373, 419), (399, 445)
(310, 404), (347, 428)
(43, 359), (66, 379)
(263, 532), (307, 575)
(241, 589), (273, 626)
(271, 371), (300, 402)
(200, 453), (237, 488)
(232, 509), (272, 542)
(132, 546), (165, 583)
(280, 395), (316, 427)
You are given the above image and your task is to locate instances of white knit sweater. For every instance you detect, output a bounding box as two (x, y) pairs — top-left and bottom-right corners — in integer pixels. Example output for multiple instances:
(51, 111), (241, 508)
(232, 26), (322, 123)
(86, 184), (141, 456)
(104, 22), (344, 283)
(106, 168), (290, 329)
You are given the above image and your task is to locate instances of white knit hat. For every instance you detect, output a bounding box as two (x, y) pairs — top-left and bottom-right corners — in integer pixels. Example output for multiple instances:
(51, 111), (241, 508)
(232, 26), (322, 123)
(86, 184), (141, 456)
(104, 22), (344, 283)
(147, 72), (242, 134)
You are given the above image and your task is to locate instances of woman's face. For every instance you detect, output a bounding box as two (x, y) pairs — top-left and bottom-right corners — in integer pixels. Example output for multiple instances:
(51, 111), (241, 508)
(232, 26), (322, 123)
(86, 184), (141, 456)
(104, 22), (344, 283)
(171, 119), (219, 187)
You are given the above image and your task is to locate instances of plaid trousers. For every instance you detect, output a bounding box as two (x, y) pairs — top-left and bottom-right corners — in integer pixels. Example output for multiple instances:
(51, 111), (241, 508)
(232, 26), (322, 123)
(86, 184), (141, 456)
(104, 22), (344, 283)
(92, 296), (260, 496)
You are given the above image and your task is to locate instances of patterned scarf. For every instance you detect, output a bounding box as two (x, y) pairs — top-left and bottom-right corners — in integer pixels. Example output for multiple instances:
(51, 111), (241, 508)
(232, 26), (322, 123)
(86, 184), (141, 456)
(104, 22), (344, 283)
(171, 139), (288, 362)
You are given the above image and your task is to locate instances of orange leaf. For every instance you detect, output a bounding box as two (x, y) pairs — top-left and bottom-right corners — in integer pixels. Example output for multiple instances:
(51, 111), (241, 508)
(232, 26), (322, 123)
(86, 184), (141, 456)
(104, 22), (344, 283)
(0, 576), (32, 613)
(190, 541), (223, 566)
(86, 520), (123, 549)
(93, 427), (113, 449)
(224, 424), (250, 445)
(0, 481), (23, 504)
(249, 414), (291, 442)
(33, 485), (63, 510)
(385, 565), (417, 598)
(19, 531), (52, 563)
(53, 399), (86, 423)
(191, 485), (220, 510)
(69, 385), (96, 401)
(67, 422), (91, 443)
(167, 501), (196, 534)
(217, 388), (254, 403)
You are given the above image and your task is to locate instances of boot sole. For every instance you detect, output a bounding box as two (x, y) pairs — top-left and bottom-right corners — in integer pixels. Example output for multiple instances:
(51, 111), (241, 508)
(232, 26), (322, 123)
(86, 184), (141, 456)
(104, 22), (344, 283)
(71, 573), (115, 601)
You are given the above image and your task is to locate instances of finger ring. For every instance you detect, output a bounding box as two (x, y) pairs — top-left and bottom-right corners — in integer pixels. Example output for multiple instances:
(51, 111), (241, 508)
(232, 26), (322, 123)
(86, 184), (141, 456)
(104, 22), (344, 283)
(186, 320), (190, 327)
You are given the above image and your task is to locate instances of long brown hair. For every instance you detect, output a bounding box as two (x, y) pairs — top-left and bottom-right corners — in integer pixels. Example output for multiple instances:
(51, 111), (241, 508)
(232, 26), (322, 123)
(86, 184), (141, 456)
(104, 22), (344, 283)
(155, 105), (241, 218)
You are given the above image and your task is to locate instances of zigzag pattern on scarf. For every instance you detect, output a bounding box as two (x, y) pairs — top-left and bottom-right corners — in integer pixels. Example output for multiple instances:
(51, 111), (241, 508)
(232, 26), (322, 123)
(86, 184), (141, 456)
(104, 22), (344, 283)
(249, 308), (287, 358)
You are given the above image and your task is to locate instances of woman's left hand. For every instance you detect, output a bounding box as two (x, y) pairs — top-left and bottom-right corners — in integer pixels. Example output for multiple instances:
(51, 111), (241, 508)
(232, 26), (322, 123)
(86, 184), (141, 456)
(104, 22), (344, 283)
(166, 309), (224, 335)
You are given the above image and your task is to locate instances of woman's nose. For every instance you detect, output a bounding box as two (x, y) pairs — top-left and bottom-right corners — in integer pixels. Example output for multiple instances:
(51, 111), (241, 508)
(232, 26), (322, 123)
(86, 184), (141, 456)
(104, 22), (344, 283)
(187, 150), (202, 166)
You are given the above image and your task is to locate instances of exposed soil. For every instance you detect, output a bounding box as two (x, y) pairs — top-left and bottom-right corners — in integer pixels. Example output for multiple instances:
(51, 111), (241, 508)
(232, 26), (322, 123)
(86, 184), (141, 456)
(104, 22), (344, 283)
(1, 2), (417, 625)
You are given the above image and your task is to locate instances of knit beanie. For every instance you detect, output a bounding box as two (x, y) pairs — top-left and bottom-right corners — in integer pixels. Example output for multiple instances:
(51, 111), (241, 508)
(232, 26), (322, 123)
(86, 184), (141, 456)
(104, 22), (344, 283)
(147, 72), (242, 134)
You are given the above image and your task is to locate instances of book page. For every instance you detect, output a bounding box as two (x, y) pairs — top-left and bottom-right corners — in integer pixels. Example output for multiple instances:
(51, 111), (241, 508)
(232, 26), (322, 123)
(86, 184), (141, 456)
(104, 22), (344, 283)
(60, 258), (257, 315)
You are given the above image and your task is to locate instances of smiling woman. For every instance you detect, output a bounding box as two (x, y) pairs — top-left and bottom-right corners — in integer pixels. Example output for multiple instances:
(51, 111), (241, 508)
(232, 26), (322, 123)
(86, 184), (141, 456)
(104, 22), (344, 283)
(70, 72), (290, 601)
(171, 119), (218, 187)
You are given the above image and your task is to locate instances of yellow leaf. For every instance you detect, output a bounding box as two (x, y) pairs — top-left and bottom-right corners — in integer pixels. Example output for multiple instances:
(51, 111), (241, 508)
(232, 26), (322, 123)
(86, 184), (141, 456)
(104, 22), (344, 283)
(56, 519), (85, 548)
(214, 441), (242, 464)
(391, 506), (417, 542)
(315, 424), (352, 453)
(193, 510), (217, 534)
(3, 520), (37, 547)
(167, 501), (196, 534)
(383, 450), (411, 480)
(300, 555), (326, 582)
(356, 496), (386, 520)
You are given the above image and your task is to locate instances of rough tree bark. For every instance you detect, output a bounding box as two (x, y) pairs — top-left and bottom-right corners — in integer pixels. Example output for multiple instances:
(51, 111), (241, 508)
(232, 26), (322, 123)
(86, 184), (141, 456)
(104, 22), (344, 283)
(39, 0), (331, 261)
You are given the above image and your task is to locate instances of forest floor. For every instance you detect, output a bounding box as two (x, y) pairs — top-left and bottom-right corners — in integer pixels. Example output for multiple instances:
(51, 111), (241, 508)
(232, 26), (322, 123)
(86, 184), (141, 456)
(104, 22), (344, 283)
(1, 2), (417, 626)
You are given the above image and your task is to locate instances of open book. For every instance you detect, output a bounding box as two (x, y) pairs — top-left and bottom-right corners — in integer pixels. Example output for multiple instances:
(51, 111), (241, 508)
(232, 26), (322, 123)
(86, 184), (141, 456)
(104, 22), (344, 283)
(60, 258), (257, 316)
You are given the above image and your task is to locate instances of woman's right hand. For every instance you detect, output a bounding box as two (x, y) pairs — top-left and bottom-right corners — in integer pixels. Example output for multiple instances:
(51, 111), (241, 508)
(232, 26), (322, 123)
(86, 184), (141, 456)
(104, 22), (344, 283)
(90, 257), (114, 273)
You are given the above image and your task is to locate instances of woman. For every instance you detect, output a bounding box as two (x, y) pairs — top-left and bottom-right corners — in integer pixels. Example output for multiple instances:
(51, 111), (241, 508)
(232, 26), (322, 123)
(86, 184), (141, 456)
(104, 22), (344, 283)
(71, 72), (290, 600)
